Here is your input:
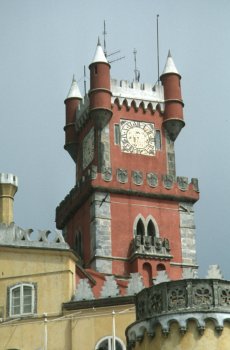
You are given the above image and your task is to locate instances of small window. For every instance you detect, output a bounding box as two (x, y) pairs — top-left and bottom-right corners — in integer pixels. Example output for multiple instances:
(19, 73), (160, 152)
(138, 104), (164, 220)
(94, 65), (98, 74)
(95, 336), (125, 350)
(114, 124), (120, 145)
(75, 231), (83, 259)
(155, 130), (161, 150)
(9, 283), (35, 317)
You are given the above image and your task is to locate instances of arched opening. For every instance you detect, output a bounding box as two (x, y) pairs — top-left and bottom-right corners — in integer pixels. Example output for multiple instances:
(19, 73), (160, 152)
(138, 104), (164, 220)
(143, 262), (153, 287)
(95, 336), (125, 350)
(147, 220), (156, 245)
(136, 219), (145, 244)
(157, 263), (166, 271)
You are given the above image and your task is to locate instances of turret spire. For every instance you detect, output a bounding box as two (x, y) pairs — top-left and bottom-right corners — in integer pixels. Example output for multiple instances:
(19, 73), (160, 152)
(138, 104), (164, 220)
(66, 75), (82, 100)
(91, 38), (108, 64)
(161, 50), (180, 76)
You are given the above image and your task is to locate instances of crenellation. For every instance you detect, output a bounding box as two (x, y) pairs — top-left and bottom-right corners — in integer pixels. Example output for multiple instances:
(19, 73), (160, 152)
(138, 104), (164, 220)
(0, 173), (18, 187)
(0, 223), (69, 249)
(111, 79), (165, 112)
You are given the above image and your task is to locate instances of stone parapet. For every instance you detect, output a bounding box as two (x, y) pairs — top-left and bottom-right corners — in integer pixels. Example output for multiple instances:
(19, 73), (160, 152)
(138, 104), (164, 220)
(0, 223), (69, 250)
(111, 79), (165, 111)
(126, 279), (230, 348)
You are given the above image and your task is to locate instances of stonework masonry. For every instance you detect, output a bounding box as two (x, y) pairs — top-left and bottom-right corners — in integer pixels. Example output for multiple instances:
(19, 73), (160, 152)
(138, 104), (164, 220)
(179, 202), (197, 269)
(90, 191), (112, 273)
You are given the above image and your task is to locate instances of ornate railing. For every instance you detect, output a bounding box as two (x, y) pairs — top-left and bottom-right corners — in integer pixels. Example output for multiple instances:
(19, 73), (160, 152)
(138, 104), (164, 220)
(136, 279), (230, 321)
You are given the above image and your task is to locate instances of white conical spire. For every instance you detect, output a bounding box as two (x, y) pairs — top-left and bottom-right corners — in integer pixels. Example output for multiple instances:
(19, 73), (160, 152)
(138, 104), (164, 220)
(66, 75), (82, 99)
(161, 50), (180, 76)
(91, 37), (108, 64)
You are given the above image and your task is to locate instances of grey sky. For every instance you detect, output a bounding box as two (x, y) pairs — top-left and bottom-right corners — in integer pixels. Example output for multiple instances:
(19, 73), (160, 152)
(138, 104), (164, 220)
(1, 0), (230, 278)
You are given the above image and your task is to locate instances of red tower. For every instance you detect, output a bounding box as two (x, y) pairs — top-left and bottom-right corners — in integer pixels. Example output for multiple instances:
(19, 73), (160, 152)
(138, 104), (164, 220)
(56, 41), (199, 289)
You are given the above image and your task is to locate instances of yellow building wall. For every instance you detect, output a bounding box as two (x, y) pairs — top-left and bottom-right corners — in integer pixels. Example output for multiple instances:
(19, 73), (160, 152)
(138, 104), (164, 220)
(0, 304), (135, 349)
(0, 246), (135, 350)
(0, 247), (76, 317)
(134, 320), (230, 350)
(70, 304), (135, 349)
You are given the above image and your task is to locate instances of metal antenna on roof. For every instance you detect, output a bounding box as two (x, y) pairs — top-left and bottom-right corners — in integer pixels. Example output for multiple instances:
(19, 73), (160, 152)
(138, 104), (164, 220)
(157, 14), (160, 83)
(133, 48), (140, 82)
(84, 65), (87, 96)
(103, 20), (107, 57)
(102, 21), (125, 64)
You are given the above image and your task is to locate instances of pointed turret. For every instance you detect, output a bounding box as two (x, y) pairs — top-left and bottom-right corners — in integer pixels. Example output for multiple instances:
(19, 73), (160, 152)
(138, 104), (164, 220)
(88, 39), (112, 128)
(160, 51), (185, 141)
(64, 76), (82, 162)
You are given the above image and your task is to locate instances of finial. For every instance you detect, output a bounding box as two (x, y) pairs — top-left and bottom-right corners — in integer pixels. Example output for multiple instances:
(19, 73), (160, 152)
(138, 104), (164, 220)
(91, 39), (108, 64)
(103, 20), (107, 57)
(168, 50), (172, 58)
(66, 76), (82, 99)
(156, 14), (160, 83)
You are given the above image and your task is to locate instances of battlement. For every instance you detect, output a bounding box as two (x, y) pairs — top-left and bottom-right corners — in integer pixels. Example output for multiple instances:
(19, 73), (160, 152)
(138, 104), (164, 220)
(0, 223), (69, 250)
(0, 173), (18, 187)
(111, 79), (165, 111)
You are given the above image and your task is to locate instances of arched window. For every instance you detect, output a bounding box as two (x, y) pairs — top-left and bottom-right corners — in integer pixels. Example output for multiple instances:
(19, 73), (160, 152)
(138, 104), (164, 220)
(147, 220), (155, 237)
(136, 219), (145, 244)
(9, 283), (36, 317)
(95, 336), (125, 350)
(146, 216), (159, 238)
(157, 263), (166, 271)
(143, 262), (153, 287)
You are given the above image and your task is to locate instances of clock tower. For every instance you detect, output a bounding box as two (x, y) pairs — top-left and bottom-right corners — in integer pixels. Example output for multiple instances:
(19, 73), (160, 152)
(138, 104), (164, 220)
(56, 41), (199, 287)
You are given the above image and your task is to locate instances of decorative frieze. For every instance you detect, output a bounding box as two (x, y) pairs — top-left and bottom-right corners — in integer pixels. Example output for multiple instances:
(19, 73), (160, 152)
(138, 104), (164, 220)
(56, 168), (199, 229)
(177, 176), (188, 191)
(74, 279), (94, 301)
(206, 265), (223, 279)
(146, 172), (158, 187)
(117, 168), (128, 183)
(127, 273), (145, 296)
(162, 174), (174, 189)
(102, 166), (112, 181)
(136, 279), (230, 321)
(131, 236), (171, 257)
(132, 171), (143, 185)
(100, 276), (119, 298)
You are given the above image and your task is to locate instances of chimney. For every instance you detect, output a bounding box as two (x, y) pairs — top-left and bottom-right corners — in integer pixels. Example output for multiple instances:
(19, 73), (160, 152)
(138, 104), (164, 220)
(0, 173), (18, 224)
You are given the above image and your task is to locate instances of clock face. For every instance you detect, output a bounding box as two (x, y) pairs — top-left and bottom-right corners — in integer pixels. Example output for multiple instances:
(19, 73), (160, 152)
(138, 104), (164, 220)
(83, 128), (94, 169)
(120, 120), (156, 156)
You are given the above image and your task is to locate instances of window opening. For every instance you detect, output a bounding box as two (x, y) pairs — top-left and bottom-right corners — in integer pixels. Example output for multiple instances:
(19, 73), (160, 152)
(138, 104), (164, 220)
(114, 124), (120, 145)
(10, 284), (35, 317)
(136, 219), (145, 244)
(155, 130), (161, 150)
(157, 263), (166, 271)
(95, 336), (125, 350)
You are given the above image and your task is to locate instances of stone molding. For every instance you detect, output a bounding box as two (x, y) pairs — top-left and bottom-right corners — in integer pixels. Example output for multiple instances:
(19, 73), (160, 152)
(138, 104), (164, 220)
(126, 278), (230, 348)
